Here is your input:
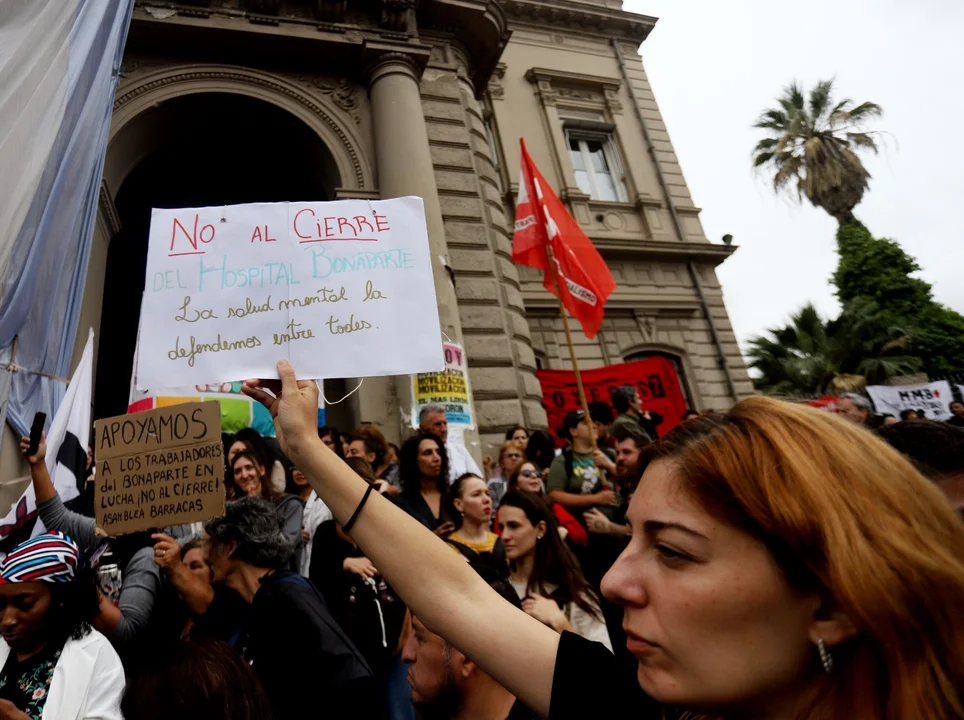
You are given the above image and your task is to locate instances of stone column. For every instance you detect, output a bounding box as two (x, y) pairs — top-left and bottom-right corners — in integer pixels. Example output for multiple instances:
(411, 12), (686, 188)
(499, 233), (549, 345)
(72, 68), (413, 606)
(366, 50), (481, 457)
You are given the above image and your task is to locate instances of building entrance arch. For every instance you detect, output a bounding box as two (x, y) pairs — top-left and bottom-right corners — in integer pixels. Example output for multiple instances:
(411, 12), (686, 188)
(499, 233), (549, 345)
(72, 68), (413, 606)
(87, 81), (361, 427)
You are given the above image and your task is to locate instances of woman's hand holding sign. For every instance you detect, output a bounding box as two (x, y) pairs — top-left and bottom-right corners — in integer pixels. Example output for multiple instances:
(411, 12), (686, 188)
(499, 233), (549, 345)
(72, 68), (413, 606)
(241, 360), (319, 461)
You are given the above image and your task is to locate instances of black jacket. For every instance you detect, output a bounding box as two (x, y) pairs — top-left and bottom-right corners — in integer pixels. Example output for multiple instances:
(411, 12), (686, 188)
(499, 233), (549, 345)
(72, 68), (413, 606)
(233, 571), (376, 719)
(309, 521), (408, 679)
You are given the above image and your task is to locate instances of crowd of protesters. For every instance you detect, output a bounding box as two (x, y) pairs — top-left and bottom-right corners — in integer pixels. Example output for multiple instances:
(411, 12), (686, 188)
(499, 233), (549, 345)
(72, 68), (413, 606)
(4, 376), (964, 720)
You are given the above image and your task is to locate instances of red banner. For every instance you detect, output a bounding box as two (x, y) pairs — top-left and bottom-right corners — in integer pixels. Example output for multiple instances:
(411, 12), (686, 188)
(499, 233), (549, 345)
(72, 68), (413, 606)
(537, 357), (688, 442)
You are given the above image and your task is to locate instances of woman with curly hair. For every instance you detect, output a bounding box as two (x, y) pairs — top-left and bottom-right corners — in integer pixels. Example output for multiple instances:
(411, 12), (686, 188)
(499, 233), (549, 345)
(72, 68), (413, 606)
(395, 433), (452, 535)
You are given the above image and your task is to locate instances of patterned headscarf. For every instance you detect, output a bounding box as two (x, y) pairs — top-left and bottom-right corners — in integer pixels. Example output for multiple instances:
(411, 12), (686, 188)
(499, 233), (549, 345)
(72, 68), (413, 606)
(0, 532), (82, 584)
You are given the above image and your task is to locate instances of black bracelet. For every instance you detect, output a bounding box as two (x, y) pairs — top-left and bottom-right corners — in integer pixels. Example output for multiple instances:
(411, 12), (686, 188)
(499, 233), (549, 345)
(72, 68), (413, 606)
(342, 483), (376, 534)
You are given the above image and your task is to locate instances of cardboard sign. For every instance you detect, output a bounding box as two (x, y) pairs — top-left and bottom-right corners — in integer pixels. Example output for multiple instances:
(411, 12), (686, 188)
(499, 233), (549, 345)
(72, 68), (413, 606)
(94, 402), (224, 535)
(412, 343), (473, 428)
(134, 197), (443, 389)
(866, 381), (953, 421)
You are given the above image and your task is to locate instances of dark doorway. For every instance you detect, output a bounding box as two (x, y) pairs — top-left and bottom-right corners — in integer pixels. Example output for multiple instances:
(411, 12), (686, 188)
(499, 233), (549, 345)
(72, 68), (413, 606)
(96, 93), (337, 420)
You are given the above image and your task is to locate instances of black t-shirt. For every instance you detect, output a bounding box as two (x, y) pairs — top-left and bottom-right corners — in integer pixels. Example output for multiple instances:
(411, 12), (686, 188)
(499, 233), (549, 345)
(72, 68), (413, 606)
(549, 631), (659, 720)
(234, 571), (377, 719)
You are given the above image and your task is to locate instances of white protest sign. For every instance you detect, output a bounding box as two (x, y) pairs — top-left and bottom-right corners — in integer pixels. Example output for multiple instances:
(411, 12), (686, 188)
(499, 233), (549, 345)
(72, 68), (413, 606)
(135, 198), (443, 389)
(866, 380), (953, 421)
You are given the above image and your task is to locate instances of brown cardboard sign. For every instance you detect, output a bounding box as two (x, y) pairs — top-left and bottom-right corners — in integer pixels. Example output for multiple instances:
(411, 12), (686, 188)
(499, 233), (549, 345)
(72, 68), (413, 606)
(94, 402), (224, 535)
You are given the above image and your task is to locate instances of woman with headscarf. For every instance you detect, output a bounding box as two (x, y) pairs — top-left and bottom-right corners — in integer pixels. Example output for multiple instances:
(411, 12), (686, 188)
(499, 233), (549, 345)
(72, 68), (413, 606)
(0, 532), (125, 720)
(20, 435), (185, 668)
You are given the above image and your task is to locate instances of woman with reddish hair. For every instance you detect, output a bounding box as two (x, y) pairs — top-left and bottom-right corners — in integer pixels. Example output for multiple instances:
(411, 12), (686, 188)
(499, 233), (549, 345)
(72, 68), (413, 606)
(244, 361), (964, 720)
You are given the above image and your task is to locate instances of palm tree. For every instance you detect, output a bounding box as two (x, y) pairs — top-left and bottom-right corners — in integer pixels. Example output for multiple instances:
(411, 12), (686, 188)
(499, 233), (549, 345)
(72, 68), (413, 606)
(747, 300), (921, 396)
(753, 80), (883, 223)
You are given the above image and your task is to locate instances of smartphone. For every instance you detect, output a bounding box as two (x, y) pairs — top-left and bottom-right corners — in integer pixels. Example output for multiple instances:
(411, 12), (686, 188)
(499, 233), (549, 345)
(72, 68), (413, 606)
(27, 412), (46, 455)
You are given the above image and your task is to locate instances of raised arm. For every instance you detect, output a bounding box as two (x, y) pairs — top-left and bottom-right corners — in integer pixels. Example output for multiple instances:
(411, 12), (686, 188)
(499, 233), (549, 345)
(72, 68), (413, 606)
(21, 434), (98, 551)
(243, 362), (561, 717)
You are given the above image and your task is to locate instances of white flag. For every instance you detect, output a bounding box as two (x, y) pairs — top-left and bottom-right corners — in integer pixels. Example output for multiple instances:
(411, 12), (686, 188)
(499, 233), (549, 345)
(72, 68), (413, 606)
(0, 330), (93, 556)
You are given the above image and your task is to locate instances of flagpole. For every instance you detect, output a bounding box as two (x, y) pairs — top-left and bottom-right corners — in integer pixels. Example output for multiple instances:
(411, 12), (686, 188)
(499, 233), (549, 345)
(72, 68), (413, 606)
(546, 245), (598, 454)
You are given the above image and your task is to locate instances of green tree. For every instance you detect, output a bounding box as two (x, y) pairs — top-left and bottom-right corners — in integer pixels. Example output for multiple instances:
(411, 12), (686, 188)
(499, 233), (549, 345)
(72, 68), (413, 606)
(833, 220), (964, 374)
(752, 79), (882, 223)
(752, 80), (964, 375)
(747, 300), (922, 395)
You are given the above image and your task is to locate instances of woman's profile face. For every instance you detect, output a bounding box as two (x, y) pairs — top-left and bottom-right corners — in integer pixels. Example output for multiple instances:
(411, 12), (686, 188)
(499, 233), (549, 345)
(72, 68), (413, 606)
(499, 506), (540, 562)
(601, 459), (820, 712)
(0, 583), (54, 655)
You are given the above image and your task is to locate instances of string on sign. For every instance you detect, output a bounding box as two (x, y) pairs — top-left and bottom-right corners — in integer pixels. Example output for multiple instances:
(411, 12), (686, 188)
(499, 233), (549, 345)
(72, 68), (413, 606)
(320, 377), (364, 406)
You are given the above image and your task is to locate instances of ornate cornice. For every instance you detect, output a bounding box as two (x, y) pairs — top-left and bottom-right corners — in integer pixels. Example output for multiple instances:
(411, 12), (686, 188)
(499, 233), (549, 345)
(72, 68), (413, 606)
(501, 0), (656, 43)
(487, 63), (506, 100)
(592, 239), (736, 267)
(381, 0), (417, 32)
(419, 0), (509, 96)
(525, 68), (620, 92)
(525, 67), (622, 113)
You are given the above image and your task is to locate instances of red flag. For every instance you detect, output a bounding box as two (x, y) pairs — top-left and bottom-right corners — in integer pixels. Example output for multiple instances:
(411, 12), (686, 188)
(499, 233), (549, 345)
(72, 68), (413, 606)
(512, 139), (616, 339)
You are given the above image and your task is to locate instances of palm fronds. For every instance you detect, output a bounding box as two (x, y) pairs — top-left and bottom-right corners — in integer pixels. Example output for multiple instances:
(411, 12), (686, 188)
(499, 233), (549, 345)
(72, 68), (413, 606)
(752, 79), (883, 222)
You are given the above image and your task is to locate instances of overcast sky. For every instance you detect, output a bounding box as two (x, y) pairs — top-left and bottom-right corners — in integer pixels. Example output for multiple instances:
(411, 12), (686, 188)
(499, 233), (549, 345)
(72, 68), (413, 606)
(623, 0), (964, 351)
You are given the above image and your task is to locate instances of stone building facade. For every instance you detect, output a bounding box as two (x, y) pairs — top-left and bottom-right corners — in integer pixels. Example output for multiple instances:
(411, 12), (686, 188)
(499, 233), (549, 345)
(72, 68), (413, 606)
(69, 0), (752, 465)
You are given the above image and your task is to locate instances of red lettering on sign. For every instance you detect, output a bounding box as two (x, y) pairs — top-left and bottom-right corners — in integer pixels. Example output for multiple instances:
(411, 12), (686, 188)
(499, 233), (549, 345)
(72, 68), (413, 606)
(169, 214), (213, 257)
(293, 208), (315, 239)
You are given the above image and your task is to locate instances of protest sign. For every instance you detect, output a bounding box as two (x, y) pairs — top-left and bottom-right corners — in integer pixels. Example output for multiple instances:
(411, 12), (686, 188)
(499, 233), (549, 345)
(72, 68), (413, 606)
(412, 343), (473, 428)
(94, 402), (224, 535)
(537, 357), (687, 444)
(134, 198), (443, 389)
(866, 380), (953, 421)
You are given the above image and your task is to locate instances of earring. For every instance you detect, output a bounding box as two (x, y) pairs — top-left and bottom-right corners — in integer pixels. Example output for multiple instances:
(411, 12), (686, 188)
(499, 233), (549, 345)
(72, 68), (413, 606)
(817, 638), (833, 673)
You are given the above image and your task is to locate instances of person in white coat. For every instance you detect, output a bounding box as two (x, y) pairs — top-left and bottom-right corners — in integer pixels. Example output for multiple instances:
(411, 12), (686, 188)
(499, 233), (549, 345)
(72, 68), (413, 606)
(0, 532), (124, 720)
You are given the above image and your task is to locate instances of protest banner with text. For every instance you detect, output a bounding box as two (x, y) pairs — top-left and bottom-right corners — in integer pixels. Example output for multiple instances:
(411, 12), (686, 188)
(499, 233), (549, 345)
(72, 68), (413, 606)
(867, 380), (953, 421)
(537, 357), (687, 444)
(135, 198), (443, 389)
(412, 343), (473, 428)
(94, 402), (224, 535)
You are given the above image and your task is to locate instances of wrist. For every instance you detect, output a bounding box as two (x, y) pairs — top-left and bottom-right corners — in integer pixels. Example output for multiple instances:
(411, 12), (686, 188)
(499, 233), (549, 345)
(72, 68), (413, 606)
(551, 614), (572, 633)
(288, 433), (320, 465)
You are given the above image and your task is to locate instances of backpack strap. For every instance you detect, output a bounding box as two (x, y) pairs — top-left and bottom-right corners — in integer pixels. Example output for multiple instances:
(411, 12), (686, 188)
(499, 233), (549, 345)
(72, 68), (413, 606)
(445, 539), (482, 562)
